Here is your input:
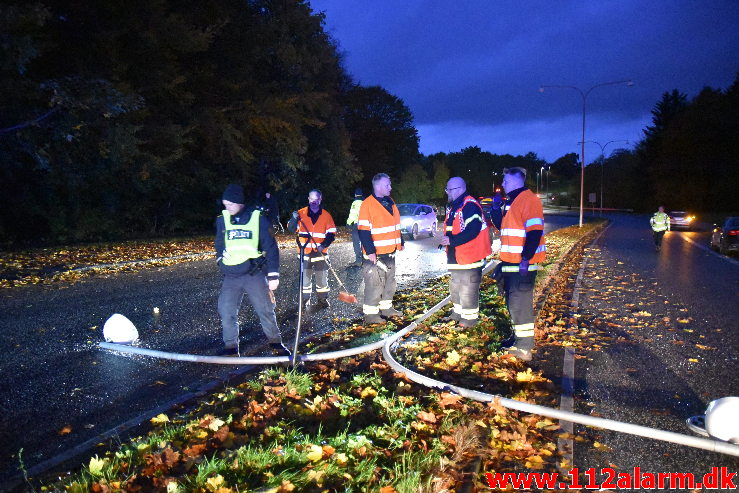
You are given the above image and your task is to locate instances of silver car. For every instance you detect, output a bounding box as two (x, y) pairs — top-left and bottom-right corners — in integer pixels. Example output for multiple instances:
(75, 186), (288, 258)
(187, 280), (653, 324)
(668, 211), (695, 231)
(398, 203), (438, 240)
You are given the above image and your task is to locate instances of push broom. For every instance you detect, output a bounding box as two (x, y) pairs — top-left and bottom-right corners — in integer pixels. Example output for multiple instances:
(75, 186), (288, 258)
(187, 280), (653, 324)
(297, 217), (358, 304)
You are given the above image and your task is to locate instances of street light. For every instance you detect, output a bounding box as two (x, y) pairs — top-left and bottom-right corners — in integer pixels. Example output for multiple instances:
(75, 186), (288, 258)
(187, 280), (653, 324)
(577, 140), (629, 211)
(539, 80), (633, 227)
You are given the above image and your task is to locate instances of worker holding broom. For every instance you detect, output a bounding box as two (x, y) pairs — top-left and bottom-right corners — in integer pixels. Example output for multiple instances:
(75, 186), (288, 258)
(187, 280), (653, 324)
(288, 189), (336, 311)
(358, 173), (404, 324)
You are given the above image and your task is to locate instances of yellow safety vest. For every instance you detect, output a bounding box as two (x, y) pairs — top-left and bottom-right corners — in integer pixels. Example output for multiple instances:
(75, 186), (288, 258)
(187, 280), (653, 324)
(222, 210), (261, 265)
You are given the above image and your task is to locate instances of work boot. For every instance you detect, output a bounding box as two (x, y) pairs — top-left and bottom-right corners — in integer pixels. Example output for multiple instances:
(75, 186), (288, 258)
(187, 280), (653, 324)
(216, 345), (239, 357)
(442, 312), (461, 323)
(380, 307), (403, 318)
(458, 318), (478, 328)
(314, 298), (330, 310)
(506, 336), (534, 361)
(364, 314), (384, 324)
(270, 342), (292, 357)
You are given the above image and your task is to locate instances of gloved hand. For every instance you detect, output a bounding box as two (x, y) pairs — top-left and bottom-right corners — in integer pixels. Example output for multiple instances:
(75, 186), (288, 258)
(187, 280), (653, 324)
(268, 278), (279, 291)
(292, 211), (299, 219)
(519, 258), (530, 275)
(221, 250), (232, 263)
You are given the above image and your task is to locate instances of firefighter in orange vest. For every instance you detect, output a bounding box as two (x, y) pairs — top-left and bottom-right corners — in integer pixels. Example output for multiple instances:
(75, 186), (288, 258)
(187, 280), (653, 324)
(490, 167), (546, 361)
(358, 173), (404, 324)
(288, 189), (336, 310)
(439, 177), (492, 327)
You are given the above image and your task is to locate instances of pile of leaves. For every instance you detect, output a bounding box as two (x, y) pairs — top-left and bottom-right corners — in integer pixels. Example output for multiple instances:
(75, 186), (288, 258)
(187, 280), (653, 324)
(0, 231), (350, 288)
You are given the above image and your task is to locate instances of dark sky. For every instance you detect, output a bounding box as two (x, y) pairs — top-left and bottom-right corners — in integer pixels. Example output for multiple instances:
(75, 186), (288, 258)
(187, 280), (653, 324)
(309, 0), (739, 163)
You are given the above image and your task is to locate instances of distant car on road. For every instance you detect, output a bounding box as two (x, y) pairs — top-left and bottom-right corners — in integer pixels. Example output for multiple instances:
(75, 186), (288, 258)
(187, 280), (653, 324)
(668, 211), (695, 231)
(398, 203), (437, 240)
(710, 216), (739, 255)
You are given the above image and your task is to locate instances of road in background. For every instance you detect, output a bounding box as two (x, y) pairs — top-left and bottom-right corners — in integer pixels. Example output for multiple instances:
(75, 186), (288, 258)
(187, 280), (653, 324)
(569, 213), (739, 482)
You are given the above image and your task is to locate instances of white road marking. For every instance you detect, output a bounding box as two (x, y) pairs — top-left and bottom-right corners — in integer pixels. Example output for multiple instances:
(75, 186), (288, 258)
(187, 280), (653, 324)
(677, 234), (739, 267)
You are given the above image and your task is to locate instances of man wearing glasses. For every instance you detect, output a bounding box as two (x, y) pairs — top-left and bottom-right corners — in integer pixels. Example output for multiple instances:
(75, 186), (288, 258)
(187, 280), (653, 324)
(439, 177), (492, 328)
(489, 167), (546, 361)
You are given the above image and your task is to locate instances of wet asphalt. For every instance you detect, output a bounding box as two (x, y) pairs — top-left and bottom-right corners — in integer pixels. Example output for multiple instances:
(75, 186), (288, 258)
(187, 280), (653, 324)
(565, 213), (739, 486)
(0, 215), (578, 485)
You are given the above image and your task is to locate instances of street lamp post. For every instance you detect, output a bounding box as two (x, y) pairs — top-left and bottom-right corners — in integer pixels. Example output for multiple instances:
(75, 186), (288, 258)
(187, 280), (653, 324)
(539, 80), (633, 227)
(578, 140), (629, 211)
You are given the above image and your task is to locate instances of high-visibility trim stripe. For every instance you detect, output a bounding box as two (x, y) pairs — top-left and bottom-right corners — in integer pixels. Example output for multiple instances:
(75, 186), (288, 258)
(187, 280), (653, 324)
(524, 218), (544, 228)
(267, 272), (279, 277)
(378, 300), (393, 310)
(453, 303), (462, 313)
(300, 232), (327, 238)
(302, 288), (312, 294)
(460, 308), (479, 315)
(445, 226), (453, 231)
(296, 254), (329, 262)
(463, 214), (481, 226)
(373, 238), (401, 247)
(315, 286), (330, 293)
(371, 224), (400, 234)
(448, 260), (484, 269)
(514, 323), (535, 337)
(363, 304), (380, 314)
(326, 227), (337, 233)
(501, 228), (526, 237)
(501, 264), (539, 272)
(358, 219), (372, 227)
(501, 245), (523, 253)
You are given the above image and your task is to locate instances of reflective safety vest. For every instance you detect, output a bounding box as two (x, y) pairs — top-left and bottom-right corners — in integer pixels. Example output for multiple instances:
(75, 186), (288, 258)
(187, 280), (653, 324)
(296, 207), (336, 254)
(500, 189), (546, 265)
(445, 195), (492, 268)
(358, 195), (402, 255)
(347, 199), (362, 225)
(222, 209), (261, 265)
(650, 212), (670, 232)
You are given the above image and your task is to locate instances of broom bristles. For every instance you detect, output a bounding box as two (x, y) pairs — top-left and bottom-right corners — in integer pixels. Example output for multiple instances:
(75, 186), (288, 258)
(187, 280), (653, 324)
(337, 291), (358, 304)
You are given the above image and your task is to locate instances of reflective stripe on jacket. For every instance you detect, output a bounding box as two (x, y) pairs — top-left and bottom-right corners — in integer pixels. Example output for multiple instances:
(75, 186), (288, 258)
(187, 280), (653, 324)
(222, 209), (261, 265)
(500, 189), (546, 264)
(650, 212), (670, 232)
(445, 195), (492, 268)
(358, 195), (401, 255)
(296, 207), (336, 254)
(347, 199), (362, 225)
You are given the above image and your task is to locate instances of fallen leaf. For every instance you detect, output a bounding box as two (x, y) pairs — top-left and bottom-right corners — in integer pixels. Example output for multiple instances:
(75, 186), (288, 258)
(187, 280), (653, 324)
(58, 424), (73, 436)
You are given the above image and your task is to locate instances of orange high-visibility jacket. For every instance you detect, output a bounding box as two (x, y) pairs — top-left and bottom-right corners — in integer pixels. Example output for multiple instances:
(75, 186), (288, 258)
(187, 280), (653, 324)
(500, 190), (546, 264)
(296, 207), (336, 254)
(445, 195), (492, 268)
(358, 195), (401, 255)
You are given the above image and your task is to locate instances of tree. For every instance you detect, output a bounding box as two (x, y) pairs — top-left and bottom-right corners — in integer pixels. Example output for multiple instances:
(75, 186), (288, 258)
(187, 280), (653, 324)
(341, 85), (420, 180)
(393, 164), (433, 204)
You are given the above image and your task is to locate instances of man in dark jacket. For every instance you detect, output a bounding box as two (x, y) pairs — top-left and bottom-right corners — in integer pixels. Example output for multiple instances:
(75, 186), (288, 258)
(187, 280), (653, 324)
(215, 184), (290, 356)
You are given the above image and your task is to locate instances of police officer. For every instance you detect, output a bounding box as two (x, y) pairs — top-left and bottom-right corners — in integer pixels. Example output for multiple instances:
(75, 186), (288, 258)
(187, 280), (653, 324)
(346, 188), (364, 267)
(215, 184), (290, 356)
(439, 177), (492, 328)
(490, 168), (546, 361)
(358, 173), (404, 324)
(288, 189), (336, 310)
(650, 206), (670, 251)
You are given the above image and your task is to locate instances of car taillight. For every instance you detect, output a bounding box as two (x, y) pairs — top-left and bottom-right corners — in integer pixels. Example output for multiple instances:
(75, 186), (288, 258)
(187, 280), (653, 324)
(729, 230), (739, 236)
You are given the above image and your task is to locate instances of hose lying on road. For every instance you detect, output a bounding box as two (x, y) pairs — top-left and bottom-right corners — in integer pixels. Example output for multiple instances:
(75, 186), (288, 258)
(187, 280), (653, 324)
(99, 259), (739, 457)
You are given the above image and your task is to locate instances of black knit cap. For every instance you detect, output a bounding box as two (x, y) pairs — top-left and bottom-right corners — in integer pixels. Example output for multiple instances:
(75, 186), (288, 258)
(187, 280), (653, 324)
(222, 184), (245, 204)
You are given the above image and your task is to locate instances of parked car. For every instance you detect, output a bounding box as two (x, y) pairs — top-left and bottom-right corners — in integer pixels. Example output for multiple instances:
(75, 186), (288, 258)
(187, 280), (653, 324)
(710, 216), (739, 255)
(397, 203), (437, 240)
(668, 211), (695, 230)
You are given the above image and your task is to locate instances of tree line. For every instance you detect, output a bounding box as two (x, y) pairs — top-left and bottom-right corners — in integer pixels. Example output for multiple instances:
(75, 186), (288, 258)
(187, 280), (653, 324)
(1, 0), (736, 246)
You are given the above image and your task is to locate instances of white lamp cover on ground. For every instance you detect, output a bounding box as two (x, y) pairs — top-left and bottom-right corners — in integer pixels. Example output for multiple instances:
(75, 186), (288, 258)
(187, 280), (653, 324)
(705, 396), (739, 443)
(103, 313), (139, 344)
